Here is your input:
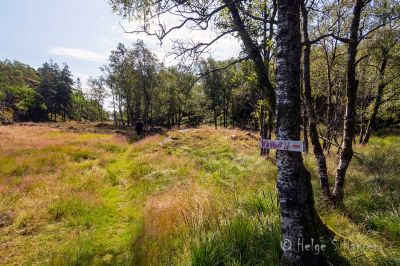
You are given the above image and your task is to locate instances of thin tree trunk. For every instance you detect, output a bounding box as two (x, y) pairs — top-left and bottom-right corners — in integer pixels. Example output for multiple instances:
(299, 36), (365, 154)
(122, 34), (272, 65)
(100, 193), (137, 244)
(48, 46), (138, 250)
(333, 0), (364, 202)
(223, 100), (227, 128)
(231, 98), (234, 127)
(126, 109), (131, 127)
(276, 1), (326, 264)
(118, 95), (124, 126)
(112, 102), (117, 126)
(328, 90), (341, 153)
(178, 106), (182, 129)
(362, 51), (388, 144)
(214, 106), (218, 129)
(99, 107), (103, 123)
(324, 86), (333, 150)
(266, 110), (273, 155)
(303, 107), (309, 154)
(359, 110), (366, 144)
(301, 1), (331, 199)
(323, 43), (336, 151)
(135, 95), (141, 125)
(260, 101), (268, 156)
(362, 87), (383, 145)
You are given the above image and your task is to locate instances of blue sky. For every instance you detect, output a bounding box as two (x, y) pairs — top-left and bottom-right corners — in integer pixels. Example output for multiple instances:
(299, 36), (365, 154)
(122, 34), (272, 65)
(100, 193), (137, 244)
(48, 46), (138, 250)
(0, 0), (240, 87)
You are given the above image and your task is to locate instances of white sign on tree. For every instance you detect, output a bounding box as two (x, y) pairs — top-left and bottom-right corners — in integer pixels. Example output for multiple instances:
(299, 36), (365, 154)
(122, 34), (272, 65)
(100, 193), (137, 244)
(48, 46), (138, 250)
(259, 139), (305, 152)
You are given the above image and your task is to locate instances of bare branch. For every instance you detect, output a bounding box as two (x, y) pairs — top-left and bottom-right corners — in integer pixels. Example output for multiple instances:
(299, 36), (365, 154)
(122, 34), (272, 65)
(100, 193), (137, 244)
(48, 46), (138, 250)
(354, 54), (369, 67)
(191, 56), (249, 87)
(236, 5), (277, 24)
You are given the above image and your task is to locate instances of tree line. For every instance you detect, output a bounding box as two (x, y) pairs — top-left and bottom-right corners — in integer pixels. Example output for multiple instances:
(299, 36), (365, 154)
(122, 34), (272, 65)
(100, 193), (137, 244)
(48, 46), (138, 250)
(95, 40), (273, 130)
(0, 60), (108, 123)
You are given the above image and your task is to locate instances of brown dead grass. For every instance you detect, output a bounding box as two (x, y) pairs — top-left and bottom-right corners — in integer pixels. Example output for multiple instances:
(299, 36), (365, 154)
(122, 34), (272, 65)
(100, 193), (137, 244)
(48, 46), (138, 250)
(0, 125), (60, 151)
(132, 182), (221, 265)
(0, 123), (121, 153)
(133, 134), (164, 150)
(144, 183), (213, 237)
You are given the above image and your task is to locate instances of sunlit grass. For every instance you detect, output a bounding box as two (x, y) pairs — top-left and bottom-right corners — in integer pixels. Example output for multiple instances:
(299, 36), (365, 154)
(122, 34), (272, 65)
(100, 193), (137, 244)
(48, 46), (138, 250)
(0, 123), (399, 265)
(312, 129), (400, 265)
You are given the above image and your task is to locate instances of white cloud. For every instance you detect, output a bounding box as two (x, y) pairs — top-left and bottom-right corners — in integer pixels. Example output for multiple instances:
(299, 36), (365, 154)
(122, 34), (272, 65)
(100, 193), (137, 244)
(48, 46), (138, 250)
(49, 47), (107, 63)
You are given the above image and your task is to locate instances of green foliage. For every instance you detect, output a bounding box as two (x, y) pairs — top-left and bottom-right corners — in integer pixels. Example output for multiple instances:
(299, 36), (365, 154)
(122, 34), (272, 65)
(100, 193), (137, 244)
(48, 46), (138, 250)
(98, 39), (267, 129)
(0, 60), (42, 121)
(0, 59), (108, 123)
(4, 85), (36, 111)
(69, 88), (107, 121)
(37, 61), (75, 121)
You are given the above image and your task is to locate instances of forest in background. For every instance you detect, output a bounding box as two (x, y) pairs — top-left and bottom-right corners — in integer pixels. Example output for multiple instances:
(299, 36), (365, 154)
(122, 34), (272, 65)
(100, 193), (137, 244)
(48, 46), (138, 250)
(2, 32), (399, 133)
(0, 60), (108, 123)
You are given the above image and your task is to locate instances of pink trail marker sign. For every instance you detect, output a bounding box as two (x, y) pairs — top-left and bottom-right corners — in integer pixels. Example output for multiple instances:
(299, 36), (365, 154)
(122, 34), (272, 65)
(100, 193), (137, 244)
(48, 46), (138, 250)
(259, 139), (305, 152)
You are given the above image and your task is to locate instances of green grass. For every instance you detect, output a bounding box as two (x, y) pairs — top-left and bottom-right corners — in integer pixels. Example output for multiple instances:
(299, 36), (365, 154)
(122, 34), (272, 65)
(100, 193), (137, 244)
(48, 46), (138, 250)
(1, 124), (399, 265)
(191, 191), (281, 266)
(313, 131), (400, 265)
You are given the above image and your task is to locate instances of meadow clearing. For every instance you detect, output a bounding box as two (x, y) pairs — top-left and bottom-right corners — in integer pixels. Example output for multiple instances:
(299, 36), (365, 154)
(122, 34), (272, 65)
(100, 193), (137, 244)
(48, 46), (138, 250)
(0, 123), (399, 265)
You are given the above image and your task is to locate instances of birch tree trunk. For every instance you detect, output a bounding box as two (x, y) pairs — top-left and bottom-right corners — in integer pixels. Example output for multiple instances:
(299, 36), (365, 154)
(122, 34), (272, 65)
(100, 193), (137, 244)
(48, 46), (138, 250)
(301, 1), (331, 199)
(333, 0), (364, 202)
(276, 0), (326, 263)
